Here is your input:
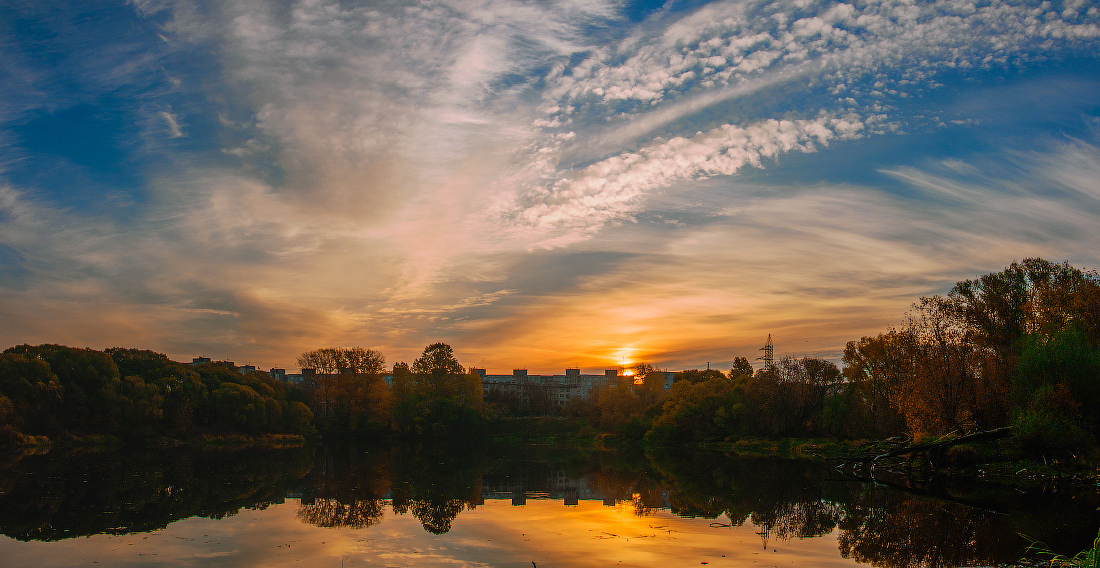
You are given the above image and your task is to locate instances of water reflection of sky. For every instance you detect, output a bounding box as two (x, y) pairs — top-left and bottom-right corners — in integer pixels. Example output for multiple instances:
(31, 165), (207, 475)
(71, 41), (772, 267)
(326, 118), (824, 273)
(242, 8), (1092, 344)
(0, 499), (860, 567)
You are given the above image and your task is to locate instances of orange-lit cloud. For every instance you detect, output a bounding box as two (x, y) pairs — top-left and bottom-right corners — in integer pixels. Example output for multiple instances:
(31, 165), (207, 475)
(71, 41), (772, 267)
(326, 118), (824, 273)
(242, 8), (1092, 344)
(1, 1), (1099, 371)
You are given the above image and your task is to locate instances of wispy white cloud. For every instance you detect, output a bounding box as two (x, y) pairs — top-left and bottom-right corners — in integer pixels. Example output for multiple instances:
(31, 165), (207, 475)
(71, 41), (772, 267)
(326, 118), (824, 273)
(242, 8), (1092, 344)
(542, 0), (1100, 132)
(2, 0), (1099, 369)
(457, 134), (1100, 370)
(505, 112), (869, 246)
(160, 109), (183, 137)
(496, 0), (1100, 252)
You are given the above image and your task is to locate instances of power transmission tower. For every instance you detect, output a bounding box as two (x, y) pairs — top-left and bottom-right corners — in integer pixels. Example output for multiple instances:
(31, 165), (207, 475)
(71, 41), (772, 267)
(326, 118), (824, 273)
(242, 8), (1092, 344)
(757, 334), (774, 373)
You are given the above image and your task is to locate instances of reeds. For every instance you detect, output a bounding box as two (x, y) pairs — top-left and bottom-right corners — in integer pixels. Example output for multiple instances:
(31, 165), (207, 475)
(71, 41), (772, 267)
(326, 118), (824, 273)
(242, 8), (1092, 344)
(1027, 528), (1100, 568)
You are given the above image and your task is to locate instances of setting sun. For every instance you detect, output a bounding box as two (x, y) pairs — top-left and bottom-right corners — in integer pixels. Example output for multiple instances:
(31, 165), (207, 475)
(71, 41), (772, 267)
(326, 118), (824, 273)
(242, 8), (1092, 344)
(614, 347), (636, 370)
(0, 3), (1096, 568)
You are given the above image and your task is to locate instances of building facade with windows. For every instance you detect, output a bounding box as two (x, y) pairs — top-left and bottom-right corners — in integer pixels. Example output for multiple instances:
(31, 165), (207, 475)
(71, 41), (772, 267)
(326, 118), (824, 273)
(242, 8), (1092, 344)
(473, 368), (630, 408)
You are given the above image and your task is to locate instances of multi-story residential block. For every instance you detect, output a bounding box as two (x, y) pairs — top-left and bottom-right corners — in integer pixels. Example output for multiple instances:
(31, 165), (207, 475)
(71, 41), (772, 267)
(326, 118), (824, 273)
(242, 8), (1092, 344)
(474, 368), (628, 408)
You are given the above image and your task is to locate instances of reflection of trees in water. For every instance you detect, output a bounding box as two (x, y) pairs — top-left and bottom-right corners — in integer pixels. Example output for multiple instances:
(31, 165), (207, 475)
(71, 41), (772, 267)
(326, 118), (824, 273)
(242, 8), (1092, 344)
(287, 441), (1100, 566)
(291, 444), (1100, 564)
(398, 498), (469, 535)
(574, 449), (666, 515)
(584, 466), (664, 515)
(389, 444), (483, 536)
(752, 499), (843, 549)
(297, 498), (385, 529)
(584, 448), (848, 546)
(9, 439), (1093, 560)
(295, 445), (394, 529)
(833, 476), (1100, 567)
(651, 449), (842, 547)
(0, 447), (312, 541)
(837, 488), (1023, 568)
(295, 442), (485, 535)
(648, 448), (1092, 566)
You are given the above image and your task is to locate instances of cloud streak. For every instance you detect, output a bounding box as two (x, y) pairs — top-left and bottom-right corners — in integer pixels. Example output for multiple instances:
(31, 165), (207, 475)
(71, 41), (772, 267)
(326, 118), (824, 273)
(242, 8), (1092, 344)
(508, 113), (867, 246)
(0, 0), (1098, 370)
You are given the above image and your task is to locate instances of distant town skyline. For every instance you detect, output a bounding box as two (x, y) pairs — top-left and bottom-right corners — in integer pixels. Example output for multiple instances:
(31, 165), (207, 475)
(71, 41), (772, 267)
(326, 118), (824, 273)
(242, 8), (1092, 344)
(2, 1), (1099, 373)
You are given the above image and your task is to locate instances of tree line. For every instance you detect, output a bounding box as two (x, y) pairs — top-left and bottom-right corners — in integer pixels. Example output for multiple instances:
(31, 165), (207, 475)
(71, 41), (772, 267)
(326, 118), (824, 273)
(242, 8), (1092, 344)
(2, 258), (1097, 460)
(631, 258), (1100, 462)
(287, 257), (1100, 463)
(0, 341), (489, 445)
(295, 342), (484, 437)
(0, 345), (315, 444)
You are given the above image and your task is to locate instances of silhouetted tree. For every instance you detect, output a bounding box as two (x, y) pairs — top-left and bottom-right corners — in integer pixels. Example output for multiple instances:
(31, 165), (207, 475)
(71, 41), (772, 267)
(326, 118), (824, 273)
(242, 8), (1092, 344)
(396, 344), (484, 436)
(296, 347), (387, 434)
(411, 343), (463, 378)
(675, 368), (726, 384)
(730, 357), (753, 380)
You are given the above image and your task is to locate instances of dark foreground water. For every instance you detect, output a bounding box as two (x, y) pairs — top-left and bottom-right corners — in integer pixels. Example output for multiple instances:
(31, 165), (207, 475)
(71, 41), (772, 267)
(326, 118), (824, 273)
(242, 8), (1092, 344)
(0, 442), (1095, 567)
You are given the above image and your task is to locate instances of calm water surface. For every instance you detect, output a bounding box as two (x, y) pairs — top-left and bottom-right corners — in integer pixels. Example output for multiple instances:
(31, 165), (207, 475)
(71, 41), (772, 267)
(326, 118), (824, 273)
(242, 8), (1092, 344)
(0, 443), (1094, 567)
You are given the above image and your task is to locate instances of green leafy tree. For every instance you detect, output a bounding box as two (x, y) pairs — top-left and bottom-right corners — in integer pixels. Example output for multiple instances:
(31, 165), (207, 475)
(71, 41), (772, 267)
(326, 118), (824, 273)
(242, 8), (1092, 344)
(729, 357), (753, 380)
(647, 375), (750, 445)
(675, 368), (726, 384)
(412, 343), (464, 378)
(1015, 326), (1100, 420)
(296, 347), (387, 433)
(4, 344), (121, 433)
(1011, 326), (1100, 458)
(398, 344), (484, 436)
(0, 353), (64, 436)
(0, 394), (19, 444)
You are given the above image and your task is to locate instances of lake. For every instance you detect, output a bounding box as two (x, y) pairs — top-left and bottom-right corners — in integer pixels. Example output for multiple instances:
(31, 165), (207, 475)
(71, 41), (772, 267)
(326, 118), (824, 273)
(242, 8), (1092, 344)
(0, 442), (1094, 567)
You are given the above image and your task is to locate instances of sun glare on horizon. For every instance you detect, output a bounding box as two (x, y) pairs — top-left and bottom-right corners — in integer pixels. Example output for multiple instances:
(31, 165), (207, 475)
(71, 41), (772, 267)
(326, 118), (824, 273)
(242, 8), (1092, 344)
(0, 0), (1097, 373)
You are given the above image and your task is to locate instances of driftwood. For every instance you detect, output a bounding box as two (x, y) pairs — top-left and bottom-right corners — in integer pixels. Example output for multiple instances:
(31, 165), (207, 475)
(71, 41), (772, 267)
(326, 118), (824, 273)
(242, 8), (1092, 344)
(873, 427), (1012, 463)
(840, 427), (1013, 465)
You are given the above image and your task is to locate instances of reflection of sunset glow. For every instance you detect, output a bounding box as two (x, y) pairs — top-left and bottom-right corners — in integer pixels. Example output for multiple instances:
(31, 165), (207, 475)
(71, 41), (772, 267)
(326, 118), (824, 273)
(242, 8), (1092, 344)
(0, 499), (861, 568)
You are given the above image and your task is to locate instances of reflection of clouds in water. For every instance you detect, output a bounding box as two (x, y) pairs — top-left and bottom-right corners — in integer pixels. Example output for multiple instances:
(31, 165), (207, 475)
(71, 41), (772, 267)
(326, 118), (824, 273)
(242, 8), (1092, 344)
(0, 440), (1084, 568)
(0, 500), (859, 567)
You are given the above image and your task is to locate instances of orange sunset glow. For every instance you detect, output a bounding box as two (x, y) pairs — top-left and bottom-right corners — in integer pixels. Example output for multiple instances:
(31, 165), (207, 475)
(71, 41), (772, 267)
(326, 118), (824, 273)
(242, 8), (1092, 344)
(1, 0), (1098, 374)
(2, 3), (1098, 568)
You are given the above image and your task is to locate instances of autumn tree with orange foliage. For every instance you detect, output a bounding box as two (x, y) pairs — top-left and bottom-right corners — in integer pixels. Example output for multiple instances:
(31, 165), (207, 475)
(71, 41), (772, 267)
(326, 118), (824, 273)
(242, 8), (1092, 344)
(842, 258), (1100, 454)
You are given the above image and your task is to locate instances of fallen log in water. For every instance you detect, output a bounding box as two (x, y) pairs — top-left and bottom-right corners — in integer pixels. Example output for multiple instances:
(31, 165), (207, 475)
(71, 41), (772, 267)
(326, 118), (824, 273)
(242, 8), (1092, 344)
(872, 427), (1012, 463)
(839, 427), (1013, 465)
(832, 427), (1015, 484)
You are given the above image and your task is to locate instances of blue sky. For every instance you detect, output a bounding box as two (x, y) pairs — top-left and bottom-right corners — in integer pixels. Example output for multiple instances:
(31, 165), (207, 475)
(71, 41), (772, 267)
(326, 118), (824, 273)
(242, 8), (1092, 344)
(1, 0), (1099, 372)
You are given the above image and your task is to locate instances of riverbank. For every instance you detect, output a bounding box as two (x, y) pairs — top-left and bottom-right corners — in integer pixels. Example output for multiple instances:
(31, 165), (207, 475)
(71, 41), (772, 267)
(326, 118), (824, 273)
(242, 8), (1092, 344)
(0, 432), (310, 456)
(7, 415), (1096, 491)
(481, 416), (1100, 488)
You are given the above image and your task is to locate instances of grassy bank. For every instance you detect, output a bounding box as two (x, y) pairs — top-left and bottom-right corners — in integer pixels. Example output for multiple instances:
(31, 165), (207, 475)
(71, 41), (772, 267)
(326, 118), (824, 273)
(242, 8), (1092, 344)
(2, 432), (310, 454)
(197, 433), (309, 448)
(694, 437), (869, 459)
(486, 416), (603, 447)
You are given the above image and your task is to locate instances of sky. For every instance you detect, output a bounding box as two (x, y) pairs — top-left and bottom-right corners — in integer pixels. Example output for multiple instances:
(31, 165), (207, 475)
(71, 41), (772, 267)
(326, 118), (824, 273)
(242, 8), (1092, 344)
(1, 0), (1099, 374)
